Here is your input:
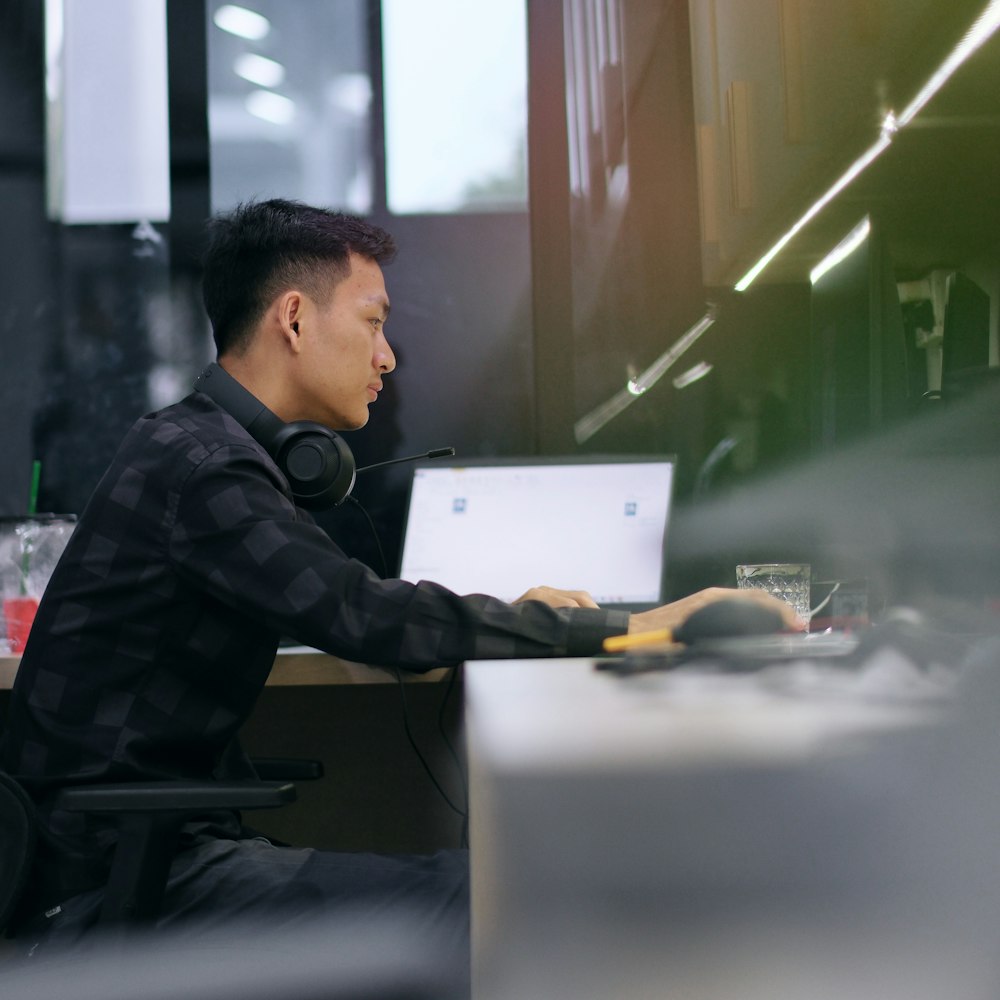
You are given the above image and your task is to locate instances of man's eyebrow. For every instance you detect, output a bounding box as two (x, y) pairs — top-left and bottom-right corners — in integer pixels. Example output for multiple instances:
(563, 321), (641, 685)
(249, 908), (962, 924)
(363, 294), (390, 318)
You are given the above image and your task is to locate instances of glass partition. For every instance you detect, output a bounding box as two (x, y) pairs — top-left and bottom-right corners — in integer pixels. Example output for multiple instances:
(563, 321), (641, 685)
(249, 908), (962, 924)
(207, 0), (373, 213)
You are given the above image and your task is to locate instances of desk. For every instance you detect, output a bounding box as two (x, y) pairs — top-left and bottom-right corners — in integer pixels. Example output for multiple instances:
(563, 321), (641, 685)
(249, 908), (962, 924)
(0, 649), (461, 853)
(0, 647), (451, 690)
(465, 654), (992, 1000)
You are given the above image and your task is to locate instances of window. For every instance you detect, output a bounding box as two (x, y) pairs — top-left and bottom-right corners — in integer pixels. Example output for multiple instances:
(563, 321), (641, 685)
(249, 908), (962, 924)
(381, 0), (527, 214)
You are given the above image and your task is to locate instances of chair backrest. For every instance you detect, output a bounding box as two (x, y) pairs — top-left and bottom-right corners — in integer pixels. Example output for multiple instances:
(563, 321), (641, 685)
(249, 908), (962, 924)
(0, 772), (35, 934)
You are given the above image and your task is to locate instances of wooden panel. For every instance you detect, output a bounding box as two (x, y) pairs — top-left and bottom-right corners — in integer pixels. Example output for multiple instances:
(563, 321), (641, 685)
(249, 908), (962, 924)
(725, 79), (754, 212)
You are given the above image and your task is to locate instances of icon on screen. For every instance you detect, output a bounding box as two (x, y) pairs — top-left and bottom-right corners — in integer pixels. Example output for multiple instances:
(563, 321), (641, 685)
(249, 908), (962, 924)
(624, 502), (637, 516)
(453, 497), (467, 513)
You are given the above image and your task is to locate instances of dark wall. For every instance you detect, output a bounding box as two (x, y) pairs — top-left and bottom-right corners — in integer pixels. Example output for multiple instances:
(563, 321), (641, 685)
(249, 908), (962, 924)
(0, 0), (49, 516)
(317, 211), (534, 575)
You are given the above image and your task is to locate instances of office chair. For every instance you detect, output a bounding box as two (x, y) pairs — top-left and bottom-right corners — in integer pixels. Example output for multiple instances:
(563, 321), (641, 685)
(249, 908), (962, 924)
(1, 764), (465, 1000)
(0, 759), (320, 932)
(0, 772), (35, 934)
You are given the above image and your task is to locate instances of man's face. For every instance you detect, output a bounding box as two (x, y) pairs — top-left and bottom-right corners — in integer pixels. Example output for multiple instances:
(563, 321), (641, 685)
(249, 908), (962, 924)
(295, 253), (395, 430)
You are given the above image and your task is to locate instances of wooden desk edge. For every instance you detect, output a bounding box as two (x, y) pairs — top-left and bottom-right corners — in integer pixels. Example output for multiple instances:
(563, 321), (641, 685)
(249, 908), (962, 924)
(0, 652), (452, 689)
(268, 652), (452, 686)
(0, 657), (17, 690)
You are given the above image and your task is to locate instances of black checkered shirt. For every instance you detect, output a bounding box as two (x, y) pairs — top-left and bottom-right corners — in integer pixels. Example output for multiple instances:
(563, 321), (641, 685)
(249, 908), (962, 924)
(2, 392), (629, 909)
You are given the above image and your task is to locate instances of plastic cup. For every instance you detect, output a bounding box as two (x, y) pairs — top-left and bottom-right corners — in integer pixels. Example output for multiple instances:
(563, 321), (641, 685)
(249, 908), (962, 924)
(3, 596), (40, 653)
(0, 515), (76, 655)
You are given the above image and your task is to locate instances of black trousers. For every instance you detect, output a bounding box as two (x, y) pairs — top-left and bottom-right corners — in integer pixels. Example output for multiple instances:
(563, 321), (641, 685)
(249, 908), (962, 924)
(17, 836), (470, 995)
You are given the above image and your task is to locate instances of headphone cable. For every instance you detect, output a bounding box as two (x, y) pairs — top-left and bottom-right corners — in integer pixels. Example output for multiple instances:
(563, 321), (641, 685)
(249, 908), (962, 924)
(347, 494), (469, 845)
(345, 495), (390, 585)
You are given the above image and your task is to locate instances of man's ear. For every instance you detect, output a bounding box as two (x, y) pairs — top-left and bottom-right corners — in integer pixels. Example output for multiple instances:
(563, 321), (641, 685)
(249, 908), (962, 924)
(275, 290), (304, 352)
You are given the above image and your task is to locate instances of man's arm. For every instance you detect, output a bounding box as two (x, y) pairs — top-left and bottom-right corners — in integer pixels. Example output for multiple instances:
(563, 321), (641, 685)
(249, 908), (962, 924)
(517, 585), (805, 634)
(169, 445), (630, 670)
(628, 587), (805, 634)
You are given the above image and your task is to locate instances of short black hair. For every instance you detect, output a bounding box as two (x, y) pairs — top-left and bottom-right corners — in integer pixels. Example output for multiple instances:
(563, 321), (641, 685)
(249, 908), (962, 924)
(200, 198), (397, 356)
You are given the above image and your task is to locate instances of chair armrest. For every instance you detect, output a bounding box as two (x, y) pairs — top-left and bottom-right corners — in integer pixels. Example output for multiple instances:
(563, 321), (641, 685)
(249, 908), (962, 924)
(250, 757), (325, 781)
(54, 780), (297, 813)
(50, 779), (299, 926)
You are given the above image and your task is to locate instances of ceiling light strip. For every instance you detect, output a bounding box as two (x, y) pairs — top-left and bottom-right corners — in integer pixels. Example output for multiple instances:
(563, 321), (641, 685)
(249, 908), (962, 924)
(733, 0), (1000, 291)
(809, 215), (871, 285)
(897, 0), (1000, 127)
(734, 134), (890, 291)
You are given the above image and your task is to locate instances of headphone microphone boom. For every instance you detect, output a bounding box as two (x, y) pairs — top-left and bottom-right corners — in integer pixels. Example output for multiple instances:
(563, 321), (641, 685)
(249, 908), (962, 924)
(193, 364), (455, 510)
(355, 447), (455, 474)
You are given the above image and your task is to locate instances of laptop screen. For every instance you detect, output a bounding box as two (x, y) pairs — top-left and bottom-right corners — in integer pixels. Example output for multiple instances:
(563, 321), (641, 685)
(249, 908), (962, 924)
(397, 455), (675, 609)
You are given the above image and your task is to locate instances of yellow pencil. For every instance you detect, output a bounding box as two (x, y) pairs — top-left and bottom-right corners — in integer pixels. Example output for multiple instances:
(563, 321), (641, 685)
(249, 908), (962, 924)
(603, 629), (674, 653)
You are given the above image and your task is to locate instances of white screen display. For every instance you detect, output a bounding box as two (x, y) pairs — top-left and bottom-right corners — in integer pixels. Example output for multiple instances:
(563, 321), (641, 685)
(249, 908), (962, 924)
(398, 459), (675, 606)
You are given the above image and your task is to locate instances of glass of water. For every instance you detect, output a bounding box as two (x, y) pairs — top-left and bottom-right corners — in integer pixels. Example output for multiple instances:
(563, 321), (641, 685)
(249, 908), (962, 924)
(736, 563), (811, 624)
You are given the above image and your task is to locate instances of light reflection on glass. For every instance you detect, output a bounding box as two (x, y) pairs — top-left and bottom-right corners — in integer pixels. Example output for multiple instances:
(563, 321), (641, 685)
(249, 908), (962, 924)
(213, 4), (270, 41)
(207, 1), (371, 213)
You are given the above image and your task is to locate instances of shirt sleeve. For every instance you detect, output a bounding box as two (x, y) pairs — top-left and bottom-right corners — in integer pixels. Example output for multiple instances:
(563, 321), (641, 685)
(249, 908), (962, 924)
(167, 441), (630, 671)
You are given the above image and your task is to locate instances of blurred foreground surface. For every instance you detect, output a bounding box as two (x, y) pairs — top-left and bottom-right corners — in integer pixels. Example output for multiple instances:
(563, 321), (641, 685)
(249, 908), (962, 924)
(468, 631), (1000, 1000)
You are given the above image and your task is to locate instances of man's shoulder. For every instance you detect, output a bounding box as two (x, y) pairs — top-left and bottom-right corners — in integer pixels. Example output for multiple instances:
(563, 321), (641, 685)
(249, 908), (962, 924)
(97, 392), (275, 505)
(133, 392), (261, 463)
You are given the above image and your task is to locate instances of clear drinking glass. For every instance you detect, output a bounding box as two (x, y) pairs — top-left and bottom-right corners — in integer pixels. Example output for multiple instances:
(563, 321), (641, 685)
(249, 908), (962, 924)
(736, 563), (811, 623)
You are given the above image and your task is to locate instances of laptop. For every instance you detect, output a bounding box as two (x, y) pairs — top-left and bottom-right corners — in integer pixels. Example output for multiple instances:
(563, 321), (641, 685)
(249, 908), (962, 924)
(397, 455), (676, 611)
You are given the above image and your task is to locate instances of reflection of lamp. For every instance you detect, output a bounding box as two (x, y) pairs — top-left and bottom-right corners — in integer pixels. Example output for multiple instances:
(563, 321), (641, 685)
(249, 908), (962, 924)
(672, 361), (713, 390)
(213, 4), (271, 41)
(245, 90), (296, 125)
(573, 306), (718, 444)
(693, 435), (738, 497)
(328, 75), (374, 117)
(45, 0), (170, 224)
(234, 53), (285, 88)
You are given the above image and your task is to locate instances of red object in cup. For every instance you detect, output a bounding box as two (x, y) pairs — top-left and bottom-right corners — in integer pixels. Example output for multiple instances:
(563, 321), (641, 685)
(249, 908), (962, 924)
(4, 596), (39, 654)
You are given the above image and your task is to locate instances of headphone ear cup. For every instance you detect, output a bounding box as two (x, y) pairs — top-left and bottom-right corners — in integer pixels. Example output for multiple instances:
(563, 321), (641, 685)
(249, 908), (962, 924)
(273, 422), (357, 509)
(195, 364), (356, 509)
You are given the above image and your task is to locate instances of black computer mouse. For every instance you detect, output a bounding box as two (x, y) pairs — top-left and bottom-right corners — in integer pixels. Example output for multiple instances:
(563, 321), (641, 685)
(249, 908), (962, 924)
(673, 597), (786, 645)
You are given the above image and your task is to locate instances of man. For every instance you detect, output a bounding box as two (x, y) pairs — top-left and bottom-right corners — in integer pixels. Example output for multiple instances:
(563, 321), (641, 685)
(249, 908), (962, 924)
(3, 199), (798, 979)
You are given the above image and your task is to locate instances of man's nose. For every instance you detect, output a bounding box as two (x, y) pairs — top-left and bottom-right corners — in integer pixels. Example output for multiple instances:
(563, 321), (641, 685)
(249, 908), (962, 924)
(376, 336), (396, 373)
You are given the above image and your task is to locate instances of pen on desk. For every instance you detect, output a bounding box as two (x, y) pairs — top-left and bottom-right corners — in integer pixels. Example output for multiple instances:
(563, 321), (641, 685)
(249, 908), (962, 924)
(603, 629), (674, 653)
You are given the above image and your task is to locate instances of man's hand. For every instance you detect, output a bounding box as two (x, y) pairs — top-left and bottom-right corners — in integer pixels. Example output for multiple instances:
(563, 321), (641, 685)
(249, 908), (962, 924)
(513, 586), (601, 609)
(628, 586), (806, 636)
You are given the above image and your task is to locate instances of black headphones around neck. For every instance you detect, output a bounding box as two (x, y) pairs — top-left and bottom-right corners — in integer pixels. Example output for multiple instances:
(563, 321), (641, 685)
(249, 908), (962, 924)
(193, 363), (356, 509)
